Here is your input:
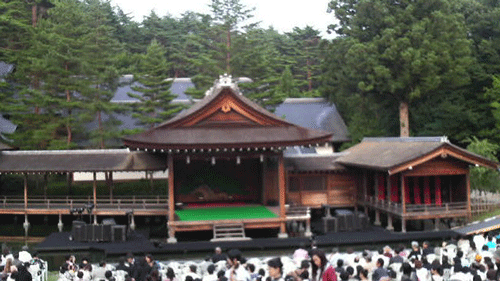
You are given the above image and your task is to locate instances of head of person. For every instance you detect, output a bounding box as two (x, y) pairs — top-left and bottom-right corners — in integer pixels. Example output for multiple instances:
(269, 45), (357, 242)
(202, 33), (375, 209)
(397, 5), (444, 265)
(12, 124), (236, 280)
(267, 257), (283, 279)
(359, 269), (368, 279)
(411, 241), (419, 250)
(377, 258), (384, 268)
(207, 264), (216, 275)
(310, 249), (328, 278)
(215, 247), (222, 254)
(401, 263), (412, 276)
(166, 267), (176, 280)
(227, 249), (243, 267)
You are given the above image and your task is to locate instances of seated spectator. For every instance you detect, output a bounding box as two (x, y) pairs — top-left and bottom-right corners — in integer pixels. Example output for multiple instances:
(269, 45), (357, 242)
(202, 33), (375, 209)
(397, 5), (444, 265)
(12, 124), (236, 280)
(371, 258), (388, 281)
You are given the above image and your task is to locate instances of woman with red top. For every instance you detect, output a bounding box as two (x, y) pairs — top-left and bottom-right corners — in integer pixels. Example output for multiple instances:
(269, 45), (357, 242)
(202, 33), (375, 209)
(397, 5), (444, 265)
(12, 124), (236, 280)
(310, 249), (337, 281)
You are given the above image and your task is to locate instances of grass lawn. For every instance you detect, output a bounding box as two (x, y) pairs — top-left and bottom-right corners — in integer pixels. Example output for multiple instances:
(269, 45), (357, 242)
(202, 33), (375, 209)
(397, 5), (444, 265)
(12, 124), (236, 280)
(175, 206), (277, 221)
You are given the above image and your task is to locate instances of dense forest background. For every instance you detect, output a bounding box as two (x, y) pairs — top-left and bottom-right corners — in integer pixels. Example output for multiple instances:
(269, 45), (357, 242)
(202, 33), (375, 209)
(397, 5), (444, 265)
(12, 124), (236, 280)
(2, 0), (500, 189)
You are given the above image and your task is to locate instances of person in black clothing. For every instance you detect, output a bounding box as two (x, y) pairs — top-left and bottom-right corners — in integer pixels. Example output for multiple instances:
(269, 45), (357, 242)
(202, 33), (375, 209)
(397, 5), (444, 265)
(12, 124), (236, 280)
(116, 257), (129, 272)
(422, 241), (434, 257)
(212, 247), (227, 264)
(371, 258), (388, 281)
(13, 264), (32, 281)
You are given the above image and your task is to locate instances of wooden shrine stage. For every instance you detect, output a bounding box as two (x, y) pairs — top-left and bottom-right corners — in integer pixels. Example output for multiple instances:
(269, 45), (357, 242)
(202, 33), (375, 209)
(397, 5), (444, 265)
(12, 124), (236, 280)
(170, 204), (310, 235)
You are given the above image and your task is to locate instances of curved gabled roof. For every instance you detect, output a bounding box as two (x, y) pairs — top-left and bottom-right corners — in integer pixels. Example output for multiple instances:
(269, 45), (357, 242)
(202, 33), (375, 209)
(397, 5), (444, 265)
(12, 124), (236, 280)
(337, 137), (499, 174)
(123, 78), (333, 151)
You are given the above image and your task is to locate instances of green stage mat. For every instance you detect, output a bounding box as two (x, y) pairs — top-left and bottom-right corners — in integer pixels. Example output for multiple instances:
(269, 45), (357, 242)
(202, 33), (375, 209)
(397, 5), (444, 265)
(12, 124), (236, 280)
(176, 206), (278, 221)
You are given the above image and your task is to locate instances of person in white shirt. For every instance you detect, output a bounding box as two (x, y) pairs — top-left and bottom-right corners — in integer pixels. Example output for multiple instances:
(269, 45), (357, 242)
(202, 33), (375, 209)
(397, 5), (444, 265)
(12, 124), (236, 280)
(203, 264), (217, 281)
(225, 249), (251, 281)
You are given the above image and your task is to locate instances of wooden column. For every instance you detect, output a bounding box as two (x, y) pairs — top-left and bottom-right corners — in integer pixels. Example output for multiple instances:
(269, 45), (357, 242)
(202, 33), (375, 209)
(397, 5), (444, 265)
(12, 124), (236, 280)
(278, 154), (288, 238)
(167, 154), (177, 243)
(466, 171), (471, 219)
(363, 170), (368, 215)
(401, 176), (407, 233)
(401, 176), (407, 214)
(24, 173), (28, 209)
(386, 214), (394, 231)
(93, 172), (97, 207)
(109, 172), (114, 204)
(386, 174), (391, 202)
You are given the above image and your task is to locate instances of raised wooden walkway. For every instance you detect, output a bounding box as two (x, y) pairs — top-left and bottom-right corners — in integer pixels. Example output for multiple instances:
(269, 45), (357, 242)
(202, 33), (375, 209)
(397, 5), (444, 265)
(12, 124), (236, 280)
(0, 195), (169, 216)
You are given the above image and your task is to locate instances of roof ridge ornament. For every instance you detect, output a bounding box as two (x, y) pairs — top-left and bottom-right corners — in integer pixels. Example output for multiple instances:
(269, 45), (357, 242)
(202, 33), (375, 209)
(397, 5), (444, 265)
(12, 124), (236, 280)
(219, 73), (232, 86)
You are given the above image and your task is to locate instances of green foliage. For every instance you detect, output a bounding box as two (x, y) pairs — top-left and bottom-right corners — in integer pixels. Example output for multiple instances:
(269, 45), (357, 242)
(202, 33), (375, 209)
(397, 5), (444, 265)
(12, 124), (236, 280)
(324, 0), (474, 137)
(128, 39), (185, 127)
(465, 136), (500, 191)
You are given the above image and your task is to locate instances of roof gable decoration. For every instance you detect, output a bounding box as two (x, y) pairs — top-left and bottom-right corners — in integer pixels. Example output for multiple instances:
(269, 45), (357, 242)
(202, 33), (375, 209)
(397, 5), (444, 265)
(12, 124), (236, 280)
(337, 137), (499, 175)
(157, 74), (292, 129)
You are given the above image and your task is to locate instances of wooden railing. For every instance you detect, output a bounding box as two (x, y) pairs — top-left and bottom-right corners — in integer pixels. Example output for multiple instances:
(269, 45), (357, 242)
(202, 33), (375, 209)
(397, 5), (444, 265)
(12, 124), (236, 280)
(360, 195), (468, 218)
(0, 195), (168, 210)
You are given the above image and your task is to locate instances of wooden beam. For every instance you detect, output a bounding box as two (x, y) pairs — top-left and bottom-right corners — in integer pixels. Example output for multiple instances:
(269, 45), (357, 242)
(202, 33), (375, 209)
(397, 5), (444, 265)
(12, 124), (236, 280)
(24, 174), (28, 209)
(278, 154), (287, 238)
(168, 154), (175, 223)
(93, 172), (97, 207)
(401, 176), (406, 214)
(466, 171), (471, 219)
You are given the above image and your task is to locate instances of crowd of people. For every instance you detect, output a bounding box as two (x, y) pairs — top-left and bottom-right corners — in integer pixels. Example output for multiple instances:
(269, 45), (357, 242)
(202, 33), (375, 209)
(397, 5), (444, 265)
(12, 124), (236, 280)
(51, 232), (500, 281)
(4, 232), (500, 281)
(0, 246), (46, 281)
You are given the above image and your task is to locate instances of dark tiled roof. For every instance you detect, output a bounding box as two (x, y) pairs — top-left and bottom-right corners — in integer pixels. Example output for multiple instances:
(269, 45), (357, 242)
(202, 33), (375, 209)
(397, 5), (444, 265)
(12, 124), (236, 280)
(337, 137), (498, 171)
(0, 62), (14, 78)
(274, 98), (350, 142)
(0, 149), (167, 173)
(0, 115), (17, 134)
(123, 81), (333, 149)
(453, 216), (500, 235)
(124, 126), (332, 150)
(111, 78), (194, 103)
(285, 154), (346, 172)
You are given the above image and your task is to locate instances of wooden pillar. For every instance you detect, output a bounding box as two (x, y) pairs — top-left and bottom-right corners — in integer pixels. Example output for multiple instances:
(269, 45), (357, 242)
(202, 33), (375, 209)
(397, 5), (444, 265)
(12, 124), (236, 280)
(24, 173), (28, 209)
(109, 172), (114, 204)
(401, 218), (407, 233)
(401, 176), (407, 214)
(363, 170), (368, 215)
(386, 214), (394, 231)
(374, 210), (381, 226)
(434, 218), (439, 231)
(278, 154), (288, 238)
(386, 174), (391, 202)
(466, 171), (471, 219)
(167, 154), (177, 243)
(58, 213), (64, 232)
(93, 172), (97, 207)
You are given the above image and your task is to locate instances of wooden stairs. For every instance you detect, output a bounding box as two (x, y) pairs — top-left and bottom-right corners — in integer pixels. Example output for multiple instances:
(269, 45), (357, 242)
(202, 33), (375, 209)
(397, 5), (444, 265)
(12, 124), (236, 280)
(211, 223), (251, 242)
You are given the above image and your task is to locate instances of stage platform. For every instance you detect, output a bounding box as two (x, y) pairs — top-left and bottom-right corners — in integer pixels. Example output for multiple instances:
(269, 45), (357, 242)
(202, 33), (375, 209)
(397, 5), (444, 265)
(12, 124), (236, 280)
(34, 226), (459, 257)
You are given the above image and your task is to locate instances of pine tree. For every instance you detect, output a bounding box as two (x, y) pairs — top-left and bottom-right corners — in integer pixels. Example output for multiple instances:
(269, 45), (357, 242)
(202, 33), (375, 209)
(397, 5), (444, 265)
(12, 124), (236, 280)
(128, 39), (184, 128)
(79, 0), (123, 149)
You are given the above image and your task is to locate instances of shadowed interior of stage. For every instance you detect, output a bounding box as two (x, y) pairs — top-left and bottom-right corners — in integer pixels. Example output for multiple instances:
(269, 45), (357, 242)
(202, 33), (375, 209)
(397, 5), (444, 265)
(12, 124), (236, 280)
(174, 158), (263, 204)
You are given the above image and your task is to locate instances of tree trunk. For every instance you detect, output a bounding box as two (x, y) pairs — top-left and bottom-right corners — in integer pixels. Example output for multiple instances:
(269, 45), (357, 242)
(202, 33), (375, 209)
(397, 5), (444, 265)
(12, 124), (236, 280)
(399, 101), (409, 137)
(32, 4), (37, 28)
(226, 29), (231, 73)
(66, 79), (72, 146)
(98, 110), (104, 149)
